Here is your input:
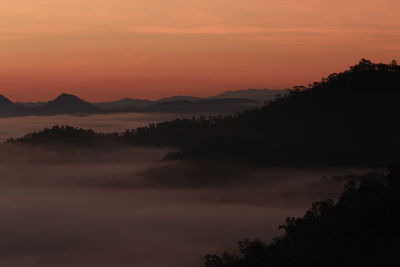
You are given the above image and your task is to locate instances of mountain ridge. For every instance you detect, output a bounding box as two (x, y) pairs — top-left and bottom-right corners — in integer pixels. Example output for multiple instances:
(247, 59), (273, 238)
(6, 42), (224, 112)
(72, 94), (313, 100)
(209, 88), (289, 102)
(12, 59), (397, 166)
(0, 95), (14, 106)
(140, 98), (259, 114)
(34, 93), (102, 115)
(1, 89), (286, 117)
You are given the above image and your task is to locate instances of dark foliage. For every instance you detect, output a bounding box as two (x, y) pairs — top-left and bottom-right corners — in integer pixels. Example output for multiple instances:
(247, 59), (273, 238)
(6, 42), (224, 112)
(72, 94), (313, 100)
(7, 125), (118, 147)
(8, 59), (400, 166)
(204, 163), (400, 267)
(119, 59), (400, 166)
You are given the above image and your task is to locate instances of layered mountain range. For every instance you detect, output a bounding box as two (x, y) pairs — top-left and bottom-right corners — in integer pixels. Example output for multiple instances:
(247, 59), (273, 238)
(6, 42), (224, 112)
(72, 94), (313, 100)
(11, 59), (400, 166)
(1, 89), (287, 117)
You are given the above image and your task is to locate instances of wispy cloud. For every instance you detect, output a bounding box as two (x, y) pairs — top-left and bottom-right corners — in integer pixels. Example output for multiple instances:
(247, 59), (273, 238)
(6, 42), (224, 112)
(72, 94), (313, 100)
(127, 26), (324, 35)
(127, 25), (400, 36)
(0, 34), (38, 40)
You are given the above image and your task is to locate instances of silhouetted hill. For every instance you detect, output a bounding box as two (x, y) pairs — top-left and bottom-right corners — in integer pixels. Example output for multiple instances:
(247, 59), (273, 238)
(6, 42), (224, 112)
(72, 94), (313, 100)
(8, 59), (400, 166)
(0, 95), (13, 106)
(156, 95), (203, 103)
(140, 98), (260, 114)
(209, 89), (289, 102)
(123, 59), (400, 166)
(204, 163), (400, 267)
(0, 89), (287, 117)
(0, 95), (32, 117)
(15, 101), (46, 108)
(91, 90), (281, 113)
(35, 93), (102, 115)
(0, 95), (16, 116)
(94, 98), (151, 111)
(7, 125), (116, 147)
(93, 96), (203, 112)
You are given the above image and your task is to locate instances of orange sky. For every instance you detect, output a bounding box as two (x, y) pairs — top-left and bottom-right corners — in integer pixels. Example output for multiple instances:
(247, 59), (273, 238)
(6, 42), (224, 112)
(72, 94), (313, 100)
(1, 0), (400, 101)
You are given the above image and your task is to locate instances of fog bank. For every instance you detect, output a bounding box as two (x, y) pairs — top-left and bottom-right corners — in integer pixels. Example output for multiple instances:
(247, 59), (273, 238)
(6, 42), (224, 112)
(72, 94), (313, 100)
(0, 145), (368, 267)
(0, 113), (180, 142)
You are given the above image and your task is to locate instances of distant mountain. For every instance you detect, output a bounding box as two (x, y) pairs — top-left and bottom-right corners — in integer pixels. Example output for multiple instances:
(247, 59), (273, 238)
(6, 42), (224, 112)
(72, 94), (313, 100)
(15, 102), (46, 108)
(0, 95), (13, 106)
(156, 95), (203, 103)
(9, 59), (400, 167)
(140, 98), (260, 114)
(36, 94), (101, 115)
(1, 89), (288, 117)
(209, 89), (289, 102)
(94, 98), (151, 111)
(92, 96), (203, 112)
(92, 90), (283, 114)
(0, 95), (16, 116)
(150, 59), (400, 165)
(0, 95), (32, 117)
(62, 59), (399, 167)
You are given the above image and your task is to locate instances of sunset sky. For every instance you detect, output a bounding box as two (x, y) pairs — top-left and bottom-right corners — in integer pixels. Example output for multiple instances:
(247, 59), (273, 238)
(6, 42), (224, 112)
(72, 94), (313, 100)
(1, 0), (400, 101)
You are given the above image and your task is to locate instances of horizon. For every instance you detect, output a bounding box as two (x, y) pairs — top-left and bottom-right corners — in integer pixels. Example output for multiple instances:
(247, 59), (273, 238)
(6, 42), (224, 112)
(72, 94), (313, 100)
(1, 2), (399, 267)
(1, 58), (398, 103)
(1, 88), (287, 103)
(2, 0), (400, 102)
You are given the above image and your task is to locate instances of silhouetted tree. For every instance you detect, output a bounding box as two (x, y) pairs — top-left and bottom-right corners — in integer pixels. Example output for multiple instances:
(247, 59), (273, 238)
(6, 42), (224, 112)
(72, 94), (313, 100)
(8, 60), (400, 166)
(204, 164), (400, 267)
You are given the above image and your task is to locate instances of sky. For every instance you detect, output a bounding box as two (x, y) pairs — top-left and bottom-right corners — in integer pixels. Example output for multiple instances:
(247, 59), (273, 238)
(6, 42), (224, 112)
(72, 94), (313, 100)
(1, 0), (400, 101)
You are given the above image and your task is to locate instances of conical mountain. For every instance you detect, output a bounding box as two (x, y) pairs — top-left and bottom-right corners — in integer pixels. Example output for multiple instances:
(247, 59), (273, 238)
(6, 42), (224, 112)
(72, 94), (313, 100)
(0, 95), (28, 116)
(37, 93), (102, 115)
(0, 94), (14, 106)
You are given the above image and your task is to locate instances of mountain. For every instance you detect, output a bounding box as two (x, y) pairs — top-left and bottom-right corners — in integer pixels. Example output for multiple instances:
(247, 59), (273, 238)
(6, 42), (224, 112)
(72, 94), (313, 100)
(0, 95), (16, 116)
(209, 88), (289, 102)
(140, 98), (260, 114)
(11, 59), (400, 167)
(0, 95), (14, 106)
(92, 94), (265, 114)
(156, 95), (203, 103)
(92, 96), (204, 113)
(0, 95), (32, 117)
(94, 98), (151, 111)
(1, 89), (279, 117)
(36, 94), (102, 115)
(119, 59), (400, 166)
(15, 101), (46, 108)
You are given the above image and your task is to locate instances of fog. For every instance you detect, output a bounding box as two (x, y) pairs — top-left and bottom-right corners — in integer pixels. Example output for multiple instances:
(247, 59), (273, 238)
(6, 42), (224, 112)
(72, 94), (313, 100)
(0, 113), (181, 142)
(0, 143), (371, 267)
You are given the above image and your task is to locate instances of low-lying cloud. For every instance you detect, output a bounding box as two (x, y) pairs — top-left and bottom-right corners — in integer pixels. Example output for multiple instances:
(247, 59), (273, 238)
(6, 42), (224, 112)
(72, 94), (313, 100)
(0, 143), (372, 267)
(0, 113), (180, 142)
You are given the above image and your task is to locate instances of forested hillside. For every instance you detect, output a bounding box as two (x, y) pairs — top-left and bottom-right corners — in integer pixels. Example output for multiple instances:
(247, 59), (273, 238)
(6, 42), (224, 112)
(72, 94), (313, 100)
(9, 59), (400, 166)
(203, 163), (400, 267)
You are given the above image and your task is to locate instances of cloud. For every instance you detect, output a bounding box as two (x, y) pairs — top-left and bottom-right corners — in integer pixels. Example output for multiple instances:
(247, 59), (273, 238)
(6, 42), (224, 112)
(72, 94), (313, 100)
(0, 34), (39, 40)
(2, 0), (400, 38)
(126, 25), (400, 36)
(127, 26), (321, 35)
(0, 138), (373, 267)
(0, 113), (181, 142)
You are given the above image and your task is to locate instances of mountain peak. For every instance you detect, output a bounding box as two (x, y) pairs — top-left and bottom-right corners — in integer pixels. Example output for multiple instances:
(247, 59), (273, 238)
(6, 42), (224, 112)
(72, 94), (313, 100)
(0, 95), (14, 106)
(53, 93), (84, 103)
(35, 93), (101, 114)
